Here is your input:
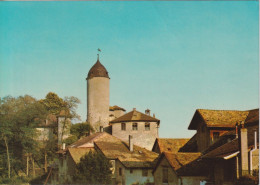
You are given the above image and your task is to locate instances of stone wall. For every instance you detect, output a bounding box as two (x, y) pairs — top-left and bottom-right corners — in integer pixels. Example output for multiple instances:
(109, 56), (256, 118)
(112, 121), (159, 150)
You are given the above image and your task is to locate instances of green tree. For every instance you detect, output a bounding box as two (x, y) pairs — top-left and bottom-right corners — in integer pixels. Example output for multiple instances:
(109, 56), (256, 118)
(73, 151), (112, 185)
(0, 95), (48, 178)
(71, 122), (93, 139)
(64, 122), (93, 145)
(39, 92), (66, 115)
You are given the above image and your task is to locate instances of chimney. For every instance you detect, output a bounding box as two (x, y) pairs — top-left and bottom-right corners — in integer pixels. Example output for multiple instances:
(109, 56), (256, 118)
(145, 109), (150, 116)
(100, 126), (104, 133)
(254, 129), (257, 149)
(235, 123), (238, 138)
(153, 113), (155, 118)
(129, 135), (133, 152)
(62, 143), (66, 150)
(238, 121), (249, 176)
(133, 108), (136, 111)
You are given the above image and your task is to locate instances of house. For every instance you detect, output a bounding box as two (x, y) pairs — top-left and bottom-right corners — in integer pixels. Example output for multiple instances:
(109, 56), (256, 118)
(57, 131), (159, 185)
(201, 109), (259, 185)
(152, 138), (189, 154)
(153, 152), (209, 185)
(109, 105), (126, 121)
(188, 109), (250, 152)
(36, 110), (71, 148)
(110, 108), (160, 150)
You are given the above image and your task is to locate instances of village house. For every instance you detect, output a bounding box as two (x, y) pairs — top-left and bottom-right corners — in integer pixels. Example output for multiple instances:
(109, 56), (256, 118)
(36, 110), (71, 148)
(57, 131), (159, 185)
(110, 108), (160, 150)
(200, 109), (259, 185)
(153, 152), (208, 185)
(187, 109), (249, 152)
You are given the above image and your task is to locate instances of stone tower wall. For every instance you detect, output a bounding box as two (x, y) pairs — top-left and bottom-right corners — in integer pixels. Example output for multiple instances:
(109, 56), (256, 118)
(87, 77), (110, 131)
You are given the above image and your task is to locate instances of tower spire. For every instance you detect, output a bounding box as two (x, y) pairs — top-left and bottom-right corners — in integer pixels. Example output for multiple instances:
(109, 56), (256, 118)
(97, 48), (101, 61)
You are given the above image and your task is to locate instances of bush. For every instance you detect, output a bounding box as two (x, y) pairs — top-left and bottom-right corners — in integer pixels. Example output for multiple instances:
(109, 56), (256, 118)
(0, 176), (30, 184)
(73, 151), (112, 185)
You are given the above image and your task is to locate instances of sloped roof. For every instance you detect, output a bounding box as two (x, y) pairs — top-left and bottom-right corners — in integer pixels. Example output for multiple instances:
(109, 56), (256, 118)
(245, 109), (259, 124)
(94, 132), (159, 168)
(110, 109), (160, 124)
(109, 105), (126, 111)
(203, 124), (259, 159)
(68, 132), (105, 148)
(68, 148), (94, 164)
(202, 133), (236, 155)
(165, 152), (201, 171)
(153, 138), (189, 153)
(87, 59), (109, 80)
(154, 152), (207, 176)
(178, 133), (198, 152)
(188, 109), (249, 130)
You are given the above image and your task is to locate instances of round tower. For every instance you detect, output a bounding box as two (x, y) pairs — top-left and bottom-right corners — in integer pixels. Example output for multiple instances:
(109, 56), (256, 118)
(86, 56), (110, 131)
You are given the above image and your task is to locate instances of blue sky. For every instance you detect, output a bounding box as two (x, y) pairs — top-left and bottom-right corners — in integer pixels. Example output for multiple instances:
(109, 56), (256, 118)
(0, 1), (259, 138)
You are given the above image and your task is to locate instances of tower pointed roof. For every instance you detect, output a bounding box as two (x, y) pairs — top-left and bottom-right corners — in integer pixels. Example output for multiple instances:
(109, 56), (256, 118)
(86, 58), (110, 80)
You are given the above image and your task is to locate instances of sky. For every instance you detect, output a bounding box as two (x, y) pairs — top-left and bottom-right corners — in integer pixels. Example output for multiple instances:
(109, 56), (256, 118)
(0, 1), (259, 138)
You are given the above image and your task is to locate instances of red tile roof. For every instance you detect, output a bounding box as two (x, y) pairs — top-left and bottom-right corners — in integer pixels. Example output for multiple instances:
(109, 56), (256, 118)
(110, 109), (160, 124)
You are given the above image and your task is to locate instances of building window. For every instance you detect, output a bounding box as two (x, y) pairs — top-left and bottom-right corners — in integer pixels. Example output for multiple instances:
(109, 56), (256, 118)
(121, 123), (126, 131)
(213, 132), (220, 141)
(132, 123), (138, 130)
(142, 169), (148, 176)
(162, 167), (168, 183)
(119, 167), (122, 176)
(145, 122), (150, 131)
(130, 169), (133, 174)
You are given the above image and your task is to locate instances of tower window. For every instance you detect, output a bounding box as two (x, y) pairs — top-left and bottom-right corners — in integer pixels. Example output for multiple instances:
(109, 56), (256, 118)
(121, 123), (126, 131)
(145, 122), (150, 131)
(132, 123), (138, 130)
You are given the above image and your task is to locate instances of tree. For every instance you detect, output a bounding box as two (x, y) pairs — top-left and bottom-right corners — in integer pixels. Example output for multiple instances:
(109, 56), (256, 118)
(39, 92), (81, 120)
(73, 151), (112, 185)
(70, 122), (94, 139)
(64, 122), (93, 145)
(0, 95), (48, 178)
(39, 92), (67, 116)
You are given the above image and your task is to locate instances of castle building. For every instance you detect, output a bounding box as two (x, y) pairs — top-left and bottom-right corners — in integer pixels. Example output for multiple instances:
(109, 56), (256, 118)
(86, 56), (160, 150)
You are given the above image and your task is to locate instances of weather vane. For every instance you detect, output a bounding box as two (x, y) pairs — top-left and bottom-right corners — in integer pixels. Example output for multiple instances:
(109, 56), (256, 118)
(97, 48), (101, 60)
